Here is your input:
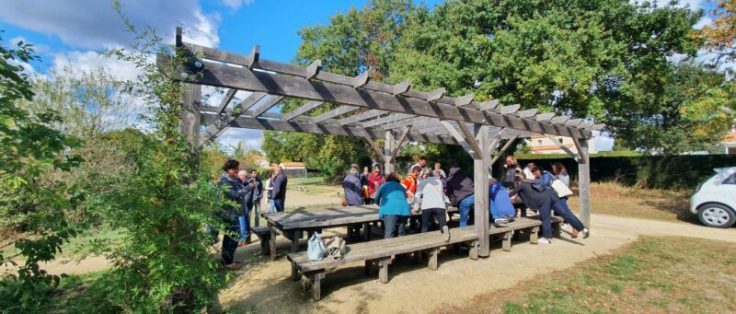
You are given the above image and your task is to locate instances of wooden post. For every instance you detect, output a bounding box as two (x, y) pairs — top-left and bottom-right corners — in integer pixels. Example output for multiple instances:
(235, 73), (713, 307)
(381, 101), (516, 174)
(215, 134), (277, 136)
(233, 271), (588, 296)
(310, 272), (325, 301)
(179, 83), (201, 146)
(378, 257), (391, 283)
(269, 225), (277, 261)
(428, 248), (439, 270)
(575, 138), (591, 227)
(291, 230), (301, 252)
(502, 231), (513, 252)
(383, 131), (394, 174)
(473, 126), (491, 257)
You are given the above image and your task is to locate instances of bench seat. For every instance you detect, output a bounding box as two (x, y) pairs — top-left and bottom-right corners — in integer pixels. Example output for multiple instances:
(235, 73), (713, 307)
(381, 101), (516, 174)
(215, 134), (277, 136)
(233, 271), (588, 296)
(288, 216), (562, 300)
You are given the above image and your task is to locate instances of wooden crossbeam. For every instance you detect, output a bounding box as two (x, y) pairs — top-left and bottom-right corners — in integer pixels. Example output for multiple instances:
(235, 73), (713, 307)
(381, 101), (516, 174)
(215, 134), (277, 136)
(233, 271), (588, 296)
(353, 71), (370, 88)
(392, 81), (411, 96)
(579, 120), (594, 129)
(248, 95), (284, 117)
(239, 92), (269, 113)
(489, 135), (519, 166)
(534, 112), (555, 121)
(476, 99), (499, 111)
(363, 136), (384, 158)
(200, 113), (458, 145)
(163, 45), (594, 138)
(440, 121), (479, 158)
(551, 116), (571, 124)
(199, 92), (266, 145)
(426, 88), (446, 102)
(360, 113), (413, 128)
(338, 109), (385, 125)
(565, 118), (583, 127)
(456, 121), (483, 156)
(390, 126), (413, 162)
(313, 105), (360, 123)
(498, 104), (521, 114)
(379, 116), (434, 130)
(216, 89), (237, 114)
(282, 101), (324, 121)
(516, 108), (538, 118)
(305, 60), (321, 80)
(456, 94), (475, 107)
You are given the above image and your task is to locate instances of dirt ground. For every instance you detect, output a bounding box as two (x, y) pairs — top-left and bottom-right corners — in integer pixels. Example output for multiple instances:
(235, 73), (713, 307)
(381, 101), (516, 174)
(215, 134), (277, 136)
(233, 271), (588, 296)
(217, 213), (736, 313)
(33, 188), (736, 313)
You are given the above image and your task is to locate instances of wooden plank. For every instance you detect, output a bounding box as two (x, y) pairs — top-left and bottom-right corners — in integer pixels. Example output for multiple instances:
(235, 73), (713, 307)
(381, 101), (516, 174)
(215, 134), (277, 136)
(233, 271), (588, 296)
(573, 137), (591, 227)
(282, 101), (324, 121)
(440, 121), (478, 158)
(390, 126), (412, 162)
(216, 89), (237, 115)
(360, 113), (413, 128)
(457, 121), (483, 156)
(476, 99), (499, 111)
(384, 131), (394, 173)
(534, 112), (555, 121)
(474, 125), (491, 257)
(312, 105), (360, 123)
(248, 95), (284, 117)
(516, 108), (538, 118)
(498, 104), (521, 114)
(200, 92), (267, 144)
(338, 109), (385, 125)
(305, 59), (321, 80)
(160, 52), (590, 138)
(179, 83), (201, 146)
(363, 136), (384, 159)
(551, 116), (571, 124)
(489, 135), (519, 166)
(455, 94), (475, 107)
(565, 118), (583, 127)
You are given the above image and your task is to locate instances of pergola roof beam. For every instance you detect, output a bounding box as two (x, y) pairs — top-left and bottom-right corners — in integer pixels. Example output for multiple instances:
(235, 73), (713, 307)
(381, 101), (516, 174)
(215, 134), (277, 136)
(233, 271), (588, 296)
(166, 42), (593, 138)
(248, 95), (284, 117)
(216, 89), (237, 114)
(312, 105), (360, 123)
(282, 101), (324, 121)
(338, 109), (386, 125)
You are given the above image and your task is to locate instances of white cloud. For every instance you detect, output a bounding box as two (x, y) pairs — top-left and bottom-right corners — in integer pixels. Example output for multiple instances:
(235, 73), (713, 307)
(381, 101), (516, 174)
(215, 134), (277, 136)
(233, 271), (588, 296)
(218, 128), (264, 151)
(0, 0), (219, 49)
(694, 15), (713, 29)
(221, 0), (255, 10)
(51, 51), (146, 82)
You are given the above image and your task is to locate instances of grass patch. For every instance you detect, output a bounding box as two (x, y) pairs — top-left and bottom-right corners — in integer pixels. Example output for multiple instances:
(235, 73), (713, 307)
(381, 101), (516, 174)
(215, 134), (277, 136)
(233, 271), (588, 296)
(288, 176), (327, 186)
(566, 182), (693, 222)
(2, 227), (124, 261)
(440, 236), (736, 313)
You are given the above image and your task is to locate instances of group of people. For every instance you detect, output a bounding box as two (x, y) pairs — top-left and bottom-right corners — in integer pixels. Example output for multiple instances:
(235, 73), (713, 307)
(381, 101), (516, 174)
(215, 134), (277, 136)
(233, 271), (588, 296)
(343, 155), (589, 246)
(216, 160), (288, 270)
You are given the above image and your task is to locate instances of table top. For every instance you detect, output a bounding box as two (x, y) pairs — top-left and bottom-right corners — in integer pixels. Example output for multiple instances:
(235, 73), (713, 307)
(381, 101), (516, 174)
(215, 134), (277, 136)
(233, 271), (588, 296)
(264, 204), (458, 231)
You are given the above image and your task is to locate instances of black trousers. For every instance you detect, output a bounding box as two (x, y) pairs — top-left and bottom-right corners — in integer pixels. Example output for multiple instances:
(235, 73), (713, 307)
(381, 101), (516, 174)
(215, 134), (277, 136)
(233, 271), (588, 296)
(421, 207), (447, 232)
(221, 227), (239, 265)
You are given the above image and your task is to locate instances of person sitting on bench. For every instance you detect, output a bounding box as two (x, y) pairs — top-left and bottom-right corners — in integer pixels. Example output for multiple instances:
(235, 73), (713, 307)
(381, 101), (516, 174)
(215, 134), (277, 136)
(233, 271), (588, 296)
(375, 173), (410, 239)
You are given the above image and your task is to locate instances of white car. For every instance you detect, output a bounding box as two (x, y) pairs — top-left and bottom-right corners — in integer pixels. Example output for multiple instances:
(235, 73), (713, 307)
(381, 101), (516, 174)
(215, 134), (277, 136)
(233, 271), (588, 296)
(690, 167), (736, 228)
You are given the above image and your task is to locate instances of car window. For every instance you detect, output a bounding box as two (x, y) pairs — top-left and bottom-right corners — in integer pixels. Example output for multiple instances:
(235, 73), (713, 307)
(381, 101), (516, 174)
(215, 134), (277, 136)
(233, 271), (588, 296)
(723, 173), (736, 185)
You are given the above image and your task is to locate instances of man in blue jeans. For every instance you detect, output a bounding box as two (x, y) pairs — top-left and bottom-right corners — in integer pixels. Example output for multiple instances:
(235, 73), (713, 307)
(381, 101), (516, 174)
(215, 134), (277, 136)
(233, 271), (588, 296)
(446, 165), (475, 227)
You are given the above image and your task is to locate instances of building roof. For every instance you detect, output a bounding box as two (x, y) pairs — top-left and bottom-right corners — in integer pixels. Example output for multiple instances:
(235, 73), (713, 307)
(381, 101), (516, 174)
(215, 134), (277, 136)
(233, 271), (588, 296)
(281, 162), (306, 168)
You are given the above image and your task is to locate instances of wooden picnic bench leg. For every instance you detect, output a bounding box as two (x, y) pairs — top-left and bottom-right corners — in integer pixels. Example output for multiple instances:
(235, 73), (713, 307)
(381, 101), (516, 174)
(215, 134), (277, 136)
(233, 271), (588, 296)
(362, 222), (370, 241)
(378, 258), (392, 283)
(291, 230), (301, 253)
(428, 248), (440, 271)
(469, 240), (479, 260)
(270, 225), (278, 261)
(530, 226), (539, 244)
(310, 271), (326, 301)
(502, 231), (514, 252)
(291, 261), (300, 281)
(364, 260), (373, 275)
(553, 221), (562, 238)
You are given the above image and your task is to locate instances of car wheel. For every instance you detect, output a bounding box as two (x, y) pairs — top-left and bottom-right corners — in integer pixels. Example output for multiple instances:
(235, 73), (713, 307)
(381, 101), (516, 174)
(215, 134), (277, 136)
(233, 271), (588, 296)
(697, 204), (736, 228)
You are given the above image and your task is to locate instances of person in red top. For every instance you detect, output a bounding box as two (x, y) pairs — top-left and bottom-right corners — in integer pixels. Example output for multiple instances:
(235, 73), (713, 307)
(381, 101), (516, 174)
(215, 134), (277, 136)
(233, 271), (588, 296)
(402, 165), (421, 204)
(366, 165), (384, 204)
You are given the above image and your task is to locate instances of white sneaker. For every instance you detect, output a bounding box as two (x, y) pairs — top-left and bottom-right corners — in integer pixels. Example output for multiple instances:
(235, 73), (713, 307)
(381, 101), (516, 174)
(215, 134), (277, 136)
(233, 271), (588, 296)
(441, 225), (451, 242)
(582, 228), (590, 239)
(537, 238), (552, 245)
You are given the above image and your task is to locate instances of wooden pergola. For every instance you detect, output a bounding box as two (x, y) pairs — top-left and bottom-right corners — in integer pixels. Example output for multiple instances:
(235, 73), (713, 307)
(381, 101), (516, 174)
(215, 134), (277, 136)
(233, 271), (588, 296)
(160, 27), (602, 258)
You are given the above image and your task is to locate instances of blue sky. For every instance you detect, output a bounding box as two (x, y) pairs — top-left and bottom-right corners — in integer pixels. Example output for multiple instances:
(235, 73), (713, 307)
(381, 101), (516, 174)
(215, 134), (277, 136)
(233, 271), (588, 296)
(0, 0), (714, 151)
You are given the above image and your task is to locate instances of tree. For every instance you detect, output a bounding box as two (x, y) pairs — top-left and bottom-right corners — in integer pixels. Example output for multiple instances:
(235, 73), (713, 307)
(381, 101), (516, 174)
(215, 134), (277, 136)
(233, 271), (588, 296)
(0, 35), (82, 311)
(698, 0), (736, 62)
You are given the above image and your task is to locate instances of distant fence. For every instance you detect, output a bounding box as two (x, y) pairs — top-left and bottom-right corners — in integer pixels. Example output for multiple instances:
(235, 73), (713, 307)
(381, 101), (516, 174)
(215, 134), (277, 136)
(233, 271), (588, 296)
(514, 154), (735, 190)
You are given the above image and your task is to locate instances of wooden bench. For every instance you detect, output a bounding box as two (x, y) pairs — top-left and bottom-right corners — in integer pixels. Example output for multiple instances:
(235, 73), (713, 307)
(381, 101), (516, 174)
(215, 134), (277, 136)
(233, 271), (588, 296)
(287, 216), (563, 300)
(252, 226), (271, 255)
(288, 227), (479, 300)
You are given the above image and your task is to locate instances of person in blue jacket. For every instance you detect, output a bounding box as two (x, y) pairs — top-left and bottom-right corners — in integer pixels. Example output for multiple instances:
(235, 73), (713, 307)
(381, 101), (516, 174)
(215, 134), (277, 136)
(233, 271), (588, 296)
(488, 177), (516, 225)
(374, 172), (410, 238)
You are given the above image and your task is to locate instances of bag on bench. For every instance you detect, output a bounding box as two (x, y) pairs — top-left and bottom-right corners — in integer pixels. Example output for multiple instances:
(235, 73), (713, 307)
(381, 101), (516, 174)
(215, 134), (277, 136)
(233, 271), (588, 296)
(308, 232), (327, 261)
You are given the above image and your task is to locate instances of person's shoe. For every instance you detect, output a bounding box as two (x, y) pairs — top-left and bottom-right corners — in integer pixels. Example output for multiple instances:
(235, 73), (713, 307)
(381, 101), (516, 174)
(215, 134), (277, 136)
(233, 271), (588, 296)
(582, 228), (590, 239)
(494, 219), (509, 226)
(441, 225), (451, 242)
(537, 238), (552, 245)
(570, 228), (579, 239)
(224, 262), (241, 270)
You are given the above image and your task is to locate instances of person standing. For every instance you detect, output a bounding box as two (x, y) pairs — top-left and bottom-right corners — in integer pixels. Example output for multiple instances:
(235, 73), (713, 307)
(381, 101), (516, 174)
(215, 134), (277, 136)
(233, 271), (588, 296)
(342, 164), (364, 206)
(365, 165), (384, 205)
(359, 165), (370, 204)
(402, 166), (422, 232)
(446, 165), (475, 227)
(414, 169), (451, 241)
(408, 156), (428, 174)
(270, 163), (288, 212)
(265, 171), (275, 214)
(433, 162), (446, 179)
(523, 162), (536, 181)
(236, 170), (255, 246)
(375, 173), (410, 238)
(249, 170), (263, 227)
(218, 160), (245, 270)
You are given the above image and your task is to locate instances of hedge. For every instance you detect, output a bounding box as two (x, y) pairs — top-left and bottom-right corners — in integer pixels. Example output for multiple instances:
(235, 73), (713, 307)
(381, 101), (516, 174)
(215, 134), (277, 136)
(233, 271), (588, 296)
(512, 154), (735, 190)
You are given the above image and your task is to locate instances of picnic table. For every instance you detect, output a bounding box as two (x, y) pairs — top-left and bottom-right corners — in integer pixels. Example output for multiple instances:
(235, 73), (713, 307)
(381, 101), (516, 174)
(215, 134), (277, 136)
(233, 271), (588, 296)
(263, 204), (458, 260)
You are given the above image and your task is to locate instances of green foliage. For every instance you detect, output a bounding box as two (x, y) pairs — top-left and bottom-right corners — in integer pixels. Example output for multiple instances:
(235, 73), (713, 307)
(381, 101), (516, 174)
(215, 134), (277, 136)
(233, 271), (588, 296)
(0, 34), (83, 311)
